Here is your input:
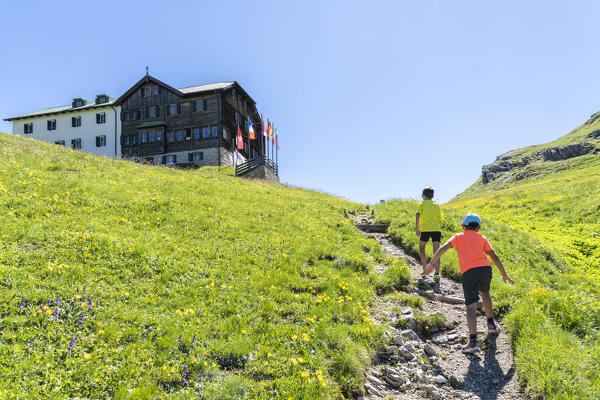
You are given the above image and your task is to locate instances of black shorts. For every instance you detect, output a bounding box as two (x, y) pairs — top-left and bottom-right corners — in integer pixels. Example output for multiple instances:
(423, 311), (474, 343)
(462, 266), (492, 305)
(420, 231), (441, 242)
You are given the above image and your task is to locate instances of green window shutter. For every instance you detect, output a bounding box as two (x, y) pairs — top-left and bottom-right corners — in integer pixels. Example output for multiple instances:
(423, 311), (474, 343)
(72, 117), (76, 127)
(166, 105), (171, 116)
(177, 103), (181, 114)
(158, 86), (162, 95)
(120, 111), (124, 121)
(140, 88), (145, 97)
(145, 107), (149, 119)
(96, 114), (100, 124)
(203, 99), (207, 111)
(188, 153), (193, 162)
(192, 101), (197, 112)
(156, 106), (160, 117)
(96, 136), (100, 147)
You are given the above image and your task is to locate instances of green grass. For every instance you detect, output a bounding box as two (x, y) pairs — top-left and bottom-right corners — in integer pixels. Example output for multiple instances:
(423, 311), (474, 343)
(375, 111), (600, 399)
(0, 133), (410, 399)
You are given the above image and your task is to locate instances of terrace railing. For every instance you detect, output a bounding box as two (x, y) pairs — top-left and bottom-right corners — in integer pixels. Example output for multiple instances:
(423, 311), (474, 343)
(235, 155), (278, 177)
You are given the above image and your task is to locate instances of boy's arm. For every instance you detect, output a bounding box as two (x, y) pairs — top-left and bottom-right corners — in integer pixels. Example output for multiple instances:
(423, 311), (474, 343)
(415, 213), (421, 236)
(487, 250), (515, 284)
(423, 240), (452, 275)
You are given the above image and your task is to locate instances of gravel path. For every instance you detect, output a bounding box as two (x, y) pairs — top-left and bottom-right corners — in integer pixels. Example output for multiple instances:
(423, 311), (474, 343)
(355, 215), (527, 400)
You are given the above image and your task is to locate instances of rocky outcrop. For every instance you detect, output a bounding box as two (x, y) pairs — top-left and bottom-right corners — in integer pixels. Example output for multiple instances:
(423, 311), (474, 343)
(588, 129), (600, 139)
(482, 140), (598, 184)
(538, 141), (594, 161)
(481, 157), (530, 184)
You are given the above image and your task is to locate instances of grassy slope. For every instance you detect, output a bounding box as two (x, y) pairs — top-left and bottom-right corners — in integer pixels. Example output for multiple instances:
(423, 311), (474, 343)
(0, 133), (410, 399)
(375, 115), (600, 399)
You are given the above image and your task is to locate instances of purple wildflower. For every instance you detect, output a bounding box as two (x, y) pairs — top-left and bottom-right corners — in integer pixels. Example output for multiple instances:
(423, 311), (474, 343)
(19, 297), (27, 311)
(52, 307), (59, 320)
(88, 297), (93, 309)
(181, 364), (189, 384)
(68, 335), (79, 356)
(191, 334), (196, 349)
(178, 334), (183, 343)
(78, 311), (85, 326)
(146, 328), (151, 336)
(55, 295), (61, 307)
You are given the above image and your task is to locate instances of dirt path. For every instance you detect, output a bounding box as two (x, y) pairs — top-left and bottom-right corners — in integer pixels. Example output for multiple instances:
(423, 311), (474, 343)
(355, 215), (527, 400)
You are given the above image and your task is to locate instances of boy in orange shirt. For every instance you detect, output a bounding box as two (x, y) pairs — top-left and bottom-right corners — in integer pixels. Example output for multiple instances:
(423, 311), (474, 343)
(423, 213), (515, 353)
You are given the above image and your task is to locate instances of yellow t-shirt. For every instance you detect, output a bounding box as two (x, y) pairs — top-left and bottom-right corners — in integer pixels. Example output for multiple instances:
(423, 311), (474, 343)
(417, 200), (442, 232)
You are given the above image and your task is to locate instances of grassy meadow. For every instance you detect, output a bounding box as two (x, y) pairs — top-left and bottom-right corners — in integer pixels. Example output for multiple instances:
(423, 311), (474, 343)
(374, 115), (600, 398)
(0, 133), (412, 399)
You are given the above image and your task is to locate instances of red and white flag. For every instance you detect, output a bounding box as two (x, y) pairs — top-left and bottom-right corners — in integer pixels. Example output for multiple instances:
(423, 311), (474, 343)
(237, 126), (244, 149)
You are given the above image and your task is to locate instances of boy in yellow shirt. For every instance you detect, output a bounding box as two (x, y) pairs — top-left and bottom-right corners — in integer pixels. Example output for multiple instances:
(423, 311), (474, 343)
(415, 186), (443, 293)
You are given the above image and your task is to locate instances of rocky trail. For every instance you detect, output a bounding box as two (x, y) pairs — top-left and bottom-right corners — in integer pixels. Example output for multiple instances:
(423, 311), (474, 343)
(354, 214), (527, 400)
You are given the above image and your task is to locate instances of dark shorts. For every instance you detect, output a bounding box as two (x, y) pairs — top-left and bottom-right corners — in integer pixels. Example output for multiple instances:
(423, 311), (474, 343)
(420, 231), (442, 243)
(462, 266), (492, 305)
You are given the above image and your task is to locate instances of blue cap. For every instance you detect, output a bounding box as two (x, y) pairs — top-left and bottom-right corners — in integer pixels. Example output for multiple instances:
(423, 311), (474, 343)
(462, 213), (481, 227)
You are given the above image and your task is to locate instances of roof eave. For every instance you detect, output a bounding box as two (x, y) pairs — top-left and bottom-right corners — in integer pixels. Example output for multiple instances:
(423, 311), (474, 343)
(113, 75), (184, 105)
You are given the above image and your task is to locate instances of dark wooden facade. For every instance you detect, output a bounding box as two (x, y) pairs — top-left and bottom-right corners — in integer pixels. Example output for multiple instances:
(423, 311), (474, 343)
(116, 75), (264, 166)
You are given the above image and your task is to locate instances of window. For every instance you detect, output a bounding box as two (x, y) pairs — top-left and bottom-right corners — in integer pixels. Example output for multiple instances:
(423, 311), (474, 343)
(72, 116), (81, 127)
(156, 130), (163, 142)
(96, 135), (106, 147)
(192, 127), (201, 140)
(55, 140), (65, 146)
(202, 127), (210, 139)
(176, 129), (184, 142)
(167, 131), (175, 143)
(24, 123), (33, 134)
(141, 132), (148, 144)
(144, 87), (152, 97)
(71, 138), (82, 149)
(235, 111), (239, 124)
(148, 131), (156, 142)
(149, 107), (158, 118)
(96, 113), (106, 124)
(189, 152), (203, 164)
(164, 155), (176, 165)
(96, 95), (108, 104)
(211, 125), (218, 138)
(223, 127), (230, 140)
(125, 112), (130, 121)
(152, 87), (159, 95)
(132, 110), (139, 121)
(169, 104), (178, 115)
(73, 99), (84, 108)
(47, 120), (56, 131)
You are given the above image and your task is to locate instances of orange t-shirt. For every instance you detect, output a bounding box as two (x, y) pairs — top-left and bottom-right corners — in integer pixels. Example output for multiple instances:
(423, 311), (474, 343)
(449, 230), (494, 274)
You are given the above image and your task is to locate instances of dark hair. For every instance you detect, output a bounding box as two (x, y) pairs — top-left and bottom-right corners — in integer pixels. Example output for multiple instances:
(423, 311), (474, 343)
(464, 222), (480, 230)
(422, 186), (434, 199)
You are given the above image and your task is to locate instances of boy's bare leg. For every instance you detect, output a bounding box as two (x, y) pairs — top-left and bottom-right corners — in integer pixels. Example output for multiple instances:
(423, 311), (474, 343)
(432, 241), (441, 274)
(419, 241), (428, 268)
(479, 291), (494, 319)
(466, 302), (478, 334)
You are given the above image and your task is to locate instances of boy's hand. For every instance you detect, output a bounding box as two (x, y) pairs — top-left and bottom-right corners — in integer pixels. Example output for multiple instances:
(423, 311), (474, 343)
(422, 263), (434, 276)
(415, 229), (421, 237)
(502, 274), (515, 285)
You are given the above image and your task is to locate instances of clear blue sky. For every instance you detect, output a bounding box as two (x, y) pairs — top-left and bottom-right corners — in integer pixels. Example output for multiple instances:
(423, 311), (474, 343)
(2, 1), (600, 203)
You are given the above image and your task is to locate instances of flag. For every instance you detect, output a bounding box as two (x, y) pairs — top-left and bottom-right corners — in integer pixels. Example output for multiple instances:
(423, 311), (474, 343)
(268, 121), (273, 138)
(262, 116), (267, 137)
(276, 130), (279, 150)
(237, 126), (244, 150)
(272, 125), (275, 145)
(248, 118), (255, 140)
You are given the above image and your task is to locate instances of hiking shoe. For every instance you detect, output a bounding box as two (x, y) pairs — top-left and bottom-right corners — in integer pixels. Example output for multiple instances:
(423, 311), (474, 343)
(462, 339), (480, 353)
(433, 279), (442, 294)
(487, 320), (500, 335)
